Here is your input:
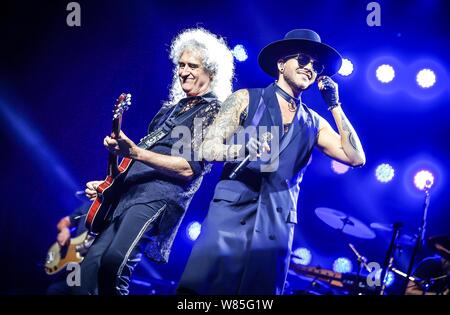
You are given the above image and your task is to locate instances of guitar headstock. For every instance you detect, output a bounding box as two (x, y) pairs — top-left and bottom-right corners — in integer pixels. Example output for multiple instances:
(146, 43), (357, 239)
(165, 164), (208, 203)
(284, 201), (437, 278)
(113, 93), (132, 119)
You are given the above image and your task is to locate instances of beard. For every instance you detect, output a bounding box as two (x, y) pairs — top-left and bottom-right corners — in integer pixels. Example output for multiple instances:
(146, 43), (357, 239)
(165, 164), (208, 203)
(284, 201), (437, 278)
(283, 70), (313, 93)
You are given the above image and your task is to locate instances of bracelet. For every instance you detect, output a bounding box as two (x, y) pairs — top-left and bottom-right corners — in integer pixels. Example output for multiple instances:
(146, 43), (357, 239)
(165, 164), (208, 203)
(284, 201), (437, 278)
(328, 102), (341, 111)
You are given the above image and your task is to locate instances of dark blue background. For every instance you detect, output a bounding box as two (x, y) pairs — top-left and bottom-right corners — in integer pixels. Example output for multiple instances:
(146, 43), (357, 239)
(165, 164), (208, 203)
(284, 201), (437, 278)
(1, 0), (449, 294)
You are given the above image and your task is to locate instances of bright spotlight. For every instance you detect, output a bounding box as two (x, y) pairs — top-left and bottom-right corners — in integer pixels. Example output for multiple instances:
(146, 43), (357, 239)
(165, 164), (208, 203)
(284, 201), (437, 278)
(338, 58), (354, 76)
(414, 170), (434, 191)
(385, 271), (395, 287)
(416, 68), (436, 88)
(292, 247), (312, 266)
(186, 221), (202, 241)
(376, 270), (395, 288)
(375, 163), (395, 183)
(232, 44), (248, 62)
(331, 160), (350, 174)
(332, 257), (353, 273)
(376, 64), (395, 83)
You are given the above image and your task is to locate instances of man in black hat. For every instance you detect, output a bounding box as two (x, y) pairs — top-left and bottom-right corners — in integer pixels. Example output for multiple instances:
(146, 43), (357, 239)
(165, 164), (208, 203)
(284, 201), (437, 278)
(177, 29), (366, 295)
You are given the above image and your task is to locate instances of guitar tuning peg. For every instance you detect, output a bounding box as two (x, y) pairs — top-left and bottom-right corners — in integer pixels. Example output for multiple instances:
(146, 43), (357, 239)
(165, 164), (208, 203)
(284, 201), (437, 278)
(126, 101), (131, 106)
(127, 93), (132, 98)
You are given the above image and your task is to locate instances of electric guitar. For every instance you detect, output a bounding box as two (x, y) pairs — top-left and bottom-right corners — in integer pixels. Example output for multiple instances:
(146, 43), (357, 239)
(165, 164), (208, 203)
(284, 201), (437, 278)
(85, 93), (132, 234)
(44, 231), (94, 275)
(85, 93), (190, 234)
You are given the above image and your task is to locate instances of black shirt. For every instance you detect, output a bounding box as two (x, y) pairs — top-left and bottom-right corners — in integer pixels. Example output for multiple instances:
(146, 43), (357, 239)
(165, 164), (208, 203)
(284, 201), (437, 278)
(112, 92), (221, 219)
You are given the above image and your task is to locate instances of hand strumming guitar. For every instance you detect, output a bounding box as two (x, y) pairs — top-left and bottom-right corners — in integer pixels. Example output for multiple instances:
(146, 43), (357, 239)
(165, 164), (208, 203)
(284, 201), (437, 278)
(56, 216), (71, 246)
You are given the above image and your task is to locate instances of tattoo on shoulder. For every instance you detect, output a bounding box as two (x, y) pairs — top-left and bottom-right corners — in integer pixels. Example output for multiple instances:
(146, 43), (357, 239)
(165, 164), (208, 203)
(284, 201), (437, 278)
(210, 90), (249, 137)
(220, 89), (249, 117)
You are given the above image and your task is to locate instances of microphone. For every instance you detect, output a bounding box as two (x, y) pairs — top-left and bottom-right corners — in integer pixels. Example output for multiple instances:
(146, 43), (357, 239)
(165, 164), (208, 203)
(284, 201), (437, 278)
(229, 132), (273, 180)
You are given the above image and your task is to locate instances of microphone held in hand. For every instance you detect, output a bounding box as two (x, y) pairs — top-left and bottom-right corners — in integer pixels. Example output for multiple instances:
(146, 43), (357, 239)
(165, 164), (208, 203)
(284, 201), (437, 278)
(229, 132), (273, 180)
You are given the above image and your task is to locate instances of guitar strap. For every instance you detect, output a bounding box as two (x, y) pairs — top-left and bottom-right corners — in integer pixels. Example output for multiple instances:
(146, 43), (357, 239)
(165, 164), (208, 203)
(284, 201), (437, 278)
(138, 97), (213, 149)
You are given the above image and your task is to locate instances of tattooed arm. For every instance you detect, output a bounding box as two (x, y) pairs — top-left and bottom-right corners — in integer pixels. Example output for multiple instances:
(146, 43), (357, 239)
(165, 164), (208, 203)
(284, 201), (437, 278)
(199, 89), (249, 161)
(316, 108), (366, 167)
(315, 76), (366, 167)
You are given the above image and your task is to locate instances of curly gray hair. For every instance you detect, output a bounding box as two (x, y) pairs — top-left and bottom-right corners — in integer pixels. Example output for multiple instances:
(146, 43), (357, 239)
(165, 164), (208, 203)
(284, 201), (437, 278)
(164, 28), (235, 107)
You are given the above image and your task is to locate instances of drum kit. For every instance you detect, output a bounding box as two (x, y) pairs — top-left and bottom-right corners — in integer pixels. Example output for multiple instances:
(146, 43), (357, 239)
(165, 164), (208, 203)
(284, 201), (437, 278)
(288, 207), (450, 295)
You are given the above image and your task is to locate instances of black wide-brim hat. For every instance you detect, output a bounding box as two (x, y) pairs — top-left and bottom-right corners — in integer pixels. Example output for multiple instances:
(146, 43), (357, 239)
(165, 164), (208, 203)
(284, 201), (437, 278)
(258, 29), (342, 77)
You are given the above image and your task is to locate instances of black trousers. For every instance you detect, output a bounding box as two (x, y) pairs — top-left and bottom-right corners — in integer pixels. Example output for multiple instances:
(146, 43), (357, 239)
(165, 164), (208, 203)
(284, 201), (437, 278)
(71, 200), (167, 295)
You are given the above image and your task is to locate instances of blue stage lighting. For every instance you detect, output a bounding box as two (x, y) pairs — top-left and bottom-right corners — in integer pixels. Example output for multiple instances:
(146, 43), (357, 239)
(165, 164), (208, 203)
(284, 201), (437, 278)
(416, 68), (436, 88)
(338, 58), (354, 76)
(0, 101), (79, 199)
(376, 64), (395, 83)
(186, 221), (202, 241)
(333, 257), (353, 273)
(375, 163), (395, 183)
(232, 44), (248, 62)
(375, 270), (395, 288)
(292, 247), (312, 266)
(331, 160), (350, 174)
(414, 170), (434, 191)
(385, 271), (395, 287)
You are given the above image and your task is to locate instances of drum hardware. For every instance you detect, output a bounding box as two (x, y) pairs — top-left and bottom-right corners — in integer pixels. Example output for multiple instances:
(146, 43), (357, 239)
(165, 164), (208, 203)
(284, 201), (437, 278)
(348, 243), (371, 294)
(401, 181), (433, 294)
(315, 207), (376, 239)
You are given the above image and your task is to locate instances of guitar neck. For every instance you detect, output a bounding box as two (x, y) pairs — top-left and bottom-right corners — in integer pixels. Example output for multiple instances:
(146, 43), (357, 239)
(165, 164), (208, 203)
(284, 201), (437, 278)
(108, 115), (122, 177)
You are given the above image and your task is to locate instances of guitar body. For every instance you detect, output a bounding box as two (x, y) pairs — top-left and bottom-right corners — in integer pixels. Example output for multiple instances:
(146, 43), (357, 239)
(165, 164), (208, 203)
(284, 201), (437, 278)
(85, 157), (133, 234)
(45, 231), (91, 275)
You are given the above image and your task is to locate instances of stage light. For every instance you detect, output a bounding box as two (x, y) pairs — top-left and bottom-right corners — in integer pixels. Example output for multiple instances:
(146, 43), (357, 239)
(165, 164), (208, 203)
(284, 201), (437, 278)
(375, 270), (395, 288)
(186, 221), (202, 241)
(292, 247), (312, 266)
(416, 68), (436, 88)
(375, 163), (395, 183)
(232, 44), (248, 62)
(0, 101), (79, 202)
(338, 58), (354, 76)
(376, 64), (395, 83)
(333, 257), (353, 273)
(385, 271), (395, 287)
(331, 160), (350, 174)
(414, 170), (434, 191)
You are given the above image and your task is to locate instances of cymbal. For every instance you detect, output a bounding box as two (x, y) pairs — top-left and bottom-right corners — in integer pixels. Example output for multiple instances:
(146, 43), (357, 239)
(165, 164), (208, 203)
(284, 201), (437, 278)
(370, 222), (406, 233)
(370, 222), (418, 247)
(397, 234), (416, 247)
(315, 207), (376, 239)
(370, 222), (394, 232)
